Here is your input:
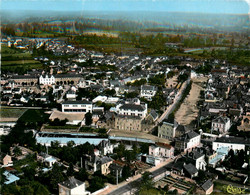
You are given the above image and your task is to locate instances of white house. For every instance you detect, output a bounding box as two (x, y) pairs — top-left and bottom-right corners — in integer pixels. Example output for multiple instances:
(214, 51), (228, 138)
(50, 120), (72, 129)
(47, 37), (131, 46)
(175, 131), (201, 152)
(59, 177), (90, 195)
(105, 97), (120, 104)
(92, 95), (108, 103)
(186, 149), (207, 170)
(211, 116), (231, 134)
(62, 100), (92, 113)
(44, 156), (57, 167)
(39, 75), (55, 85)
(149, 142), (174, 159)
(140, 85), (157, 101)
(116, 102), (147, 119)
(212, 136), (250, 153)
(98, 140), (114, 156)
(78, 78), (87, 88)
(66, 90), (77, 99)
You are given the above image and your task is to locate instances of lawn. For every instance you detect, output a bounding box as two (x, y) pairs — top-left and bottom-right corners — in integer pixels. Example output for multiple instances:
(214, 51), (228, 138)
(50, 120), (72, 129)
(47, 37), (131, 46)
(0, 108), (27, 118)
(18, 109), (49, 123)
(2, 60), (41, 66)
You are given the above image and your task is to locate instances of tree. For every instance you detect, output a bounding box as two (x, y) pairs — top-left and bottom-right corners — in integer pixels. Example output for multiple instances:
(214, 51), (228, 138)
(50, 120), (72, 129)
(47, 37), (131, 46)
(32, 182), (50, 195)
(67, 141), (75, 148)
(87, 176), (105, 193)
(140, 172), (154, 190)
(122, 165), (131, 179)
(85, 112), (92, 126)
(13, 146), (22, 157)
(20, 185), (34, 195)
(104, 89), (116, 96)
(50, 163), (65, 190)
(67, 163), (75, 176)
(75, 168), (89, 181)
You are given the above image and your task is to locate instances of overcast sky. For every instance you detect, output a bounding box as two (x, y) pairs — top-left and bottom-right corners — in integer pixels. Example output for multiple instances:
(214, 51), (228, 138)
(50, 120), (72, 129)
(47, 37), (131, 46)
(1, 0), (249, 14)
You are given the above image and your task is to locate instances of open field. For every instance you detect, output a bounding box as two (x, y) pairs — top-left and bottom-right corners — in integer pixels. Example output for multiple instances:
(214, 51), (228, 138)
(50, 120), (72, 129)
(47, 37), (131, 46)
(2, 60), (41, 66)
(49, 110), (85, 122)
(1, 45), (43, 71)
(175, 77), (207, 125)
(0, 108), (27, 122)
(82, 31), (119, 37)
(18, 109), (49, 123)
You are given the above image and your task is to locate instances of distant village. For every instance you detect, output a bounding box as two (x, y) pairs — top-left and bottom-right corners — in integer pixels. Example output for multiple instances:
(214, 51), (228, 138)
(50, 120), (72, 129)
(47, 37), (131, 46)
(1, 36), (250, 195)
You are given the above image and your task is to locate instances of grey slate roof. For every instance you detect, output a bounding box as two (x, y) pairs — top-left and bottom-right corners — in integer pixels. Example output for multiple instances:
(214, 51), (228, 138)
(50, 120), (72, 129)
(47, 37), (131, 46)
(176, 125), (186, 133)
(100, 156), (113, 165)
(185, 131), (200, 140)
(62, 100), (92, 105)
(120, 104), (145, 111)
(214, 136), (250, 146)
(201, 179), (213, 191)
(141, 85), (157, 91)
(212, 116), (230, 124)
(150, 110), (158, 120)
(183, 163), (198, 176)
(55, 74), (82, 78)
(59, 177), (84, 189)
(12, 75), (37, 79)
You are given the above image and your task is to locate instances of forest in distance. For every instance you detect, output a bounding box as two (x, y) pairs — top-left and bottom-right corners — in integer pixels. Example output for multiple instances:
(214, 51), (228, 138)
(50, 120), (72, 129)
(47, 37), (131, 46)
(2, 10), (250, 33)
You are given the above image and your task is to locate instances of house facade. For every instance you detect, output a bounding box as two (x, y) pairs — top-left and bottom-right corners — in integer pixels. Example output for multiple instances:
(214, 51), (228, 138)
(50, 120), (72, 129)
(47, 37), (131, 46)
(114, 115), (142, 131)
(58, 177), (90, 195)
(116, 103), (147, 119)
(158, 121), (177, 139)
(175, 131), (201, 152)
(62, 100), (92, 113)
(140, 85), (157, 101)
(211, 116), (231, 134)
(212, 136), (249, 152)
(149, 142), (174, 158)
(39, 75), (55, 85)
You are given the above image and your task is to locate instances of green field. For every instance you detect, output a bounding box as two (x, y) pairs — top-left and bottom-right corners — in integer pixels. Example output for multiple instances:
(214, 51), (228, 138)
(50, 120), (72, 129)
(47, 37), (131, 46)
(2, 60), (41, 66)
(18, 109), (49, 123)
(0, 108), (27, 118)
(1, 45), (43, 72)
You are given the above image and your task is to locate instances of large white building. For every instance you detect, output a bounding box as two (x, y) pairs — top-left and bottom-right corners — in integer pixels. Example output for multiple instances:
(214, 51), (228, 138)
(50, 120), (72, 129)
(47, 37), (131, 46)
(59, 177), (90, 195)
(62, 100), (92, 113)
(116, 102), (147, 119)
(39, 75), (55, 85)
(140, 85), (157, 101)
(212, 136), (250, 152)
(175, 131), (201, 152)
(211, 116), (231, 134)
(149, 142), (174, 159)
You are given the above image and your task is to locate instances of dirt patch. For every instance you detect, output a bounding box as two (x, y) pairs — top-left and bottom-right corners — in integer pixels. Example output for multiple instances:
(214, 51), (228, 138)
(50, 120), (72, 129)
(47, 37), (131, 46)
(49, 110), (85, 122)
(166, 76), (178, 88)
(175, 77), (207, 126)
(0, 118), (19, 122)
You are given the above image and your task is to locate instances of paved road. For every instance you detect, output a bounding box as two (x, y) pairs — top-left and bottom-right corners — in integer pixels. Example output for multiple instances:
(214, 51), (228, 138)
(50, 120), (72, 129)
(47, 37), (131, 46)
(102, 156), (178, 195)
(57, 85), (70, 103)
(157, 78), (191, 124)
(108, 166), (168, 195)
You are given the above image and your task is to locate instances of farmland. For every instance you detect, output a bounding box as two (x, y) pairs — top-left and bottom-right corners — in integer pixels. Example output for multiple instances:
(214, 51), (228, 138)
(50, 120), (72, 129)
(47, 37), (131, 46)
(1, 45), (43, 73)
(0, 107), (27, 122)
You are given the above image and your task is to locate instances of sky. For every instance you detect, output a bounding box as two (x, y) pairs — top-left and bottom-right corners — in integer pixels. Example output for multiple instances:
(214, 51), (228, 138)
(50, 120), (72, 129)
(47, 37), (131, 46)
(1, 0), (249, 14)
